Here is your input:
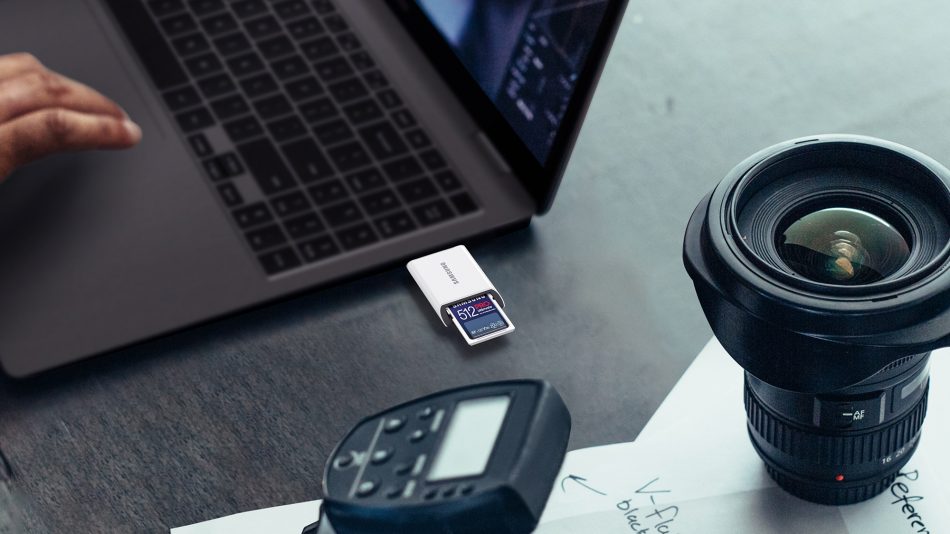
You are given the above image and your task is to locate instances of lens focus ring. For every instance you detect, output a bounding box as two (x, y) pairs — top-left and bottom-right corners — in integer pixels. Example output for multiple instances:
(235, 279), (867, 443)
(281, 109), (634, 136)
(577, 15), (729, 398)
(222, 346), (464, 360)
(744, 379), (928, 505)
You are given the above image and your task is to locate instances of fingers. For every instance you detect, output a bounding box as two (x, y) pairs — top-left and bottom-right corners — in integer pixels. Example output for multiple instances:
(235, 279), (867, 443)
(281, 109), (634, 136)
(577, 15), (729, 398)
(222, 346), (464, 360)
(0, 109), (142, 180)
(0, 69), (126, 123)
(0, 52), (44, 79)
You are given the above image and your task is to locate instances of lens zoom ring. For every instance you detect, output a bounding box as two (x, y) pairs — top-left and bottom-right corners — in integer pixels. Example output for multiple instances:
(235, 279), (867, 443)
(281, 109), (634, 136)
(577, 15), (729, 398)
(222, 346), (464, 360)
(745, 384), (929, 466)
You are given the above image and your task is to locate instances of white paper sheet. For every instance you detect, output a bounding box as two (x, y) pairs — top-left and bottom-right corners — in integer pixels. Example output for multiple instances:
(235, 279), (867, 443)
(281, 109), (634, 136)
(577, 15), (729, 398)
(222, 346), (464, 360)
(537, 339), (950, 533)
(170, 500), (321, 534)
(173, 339), (950, 533)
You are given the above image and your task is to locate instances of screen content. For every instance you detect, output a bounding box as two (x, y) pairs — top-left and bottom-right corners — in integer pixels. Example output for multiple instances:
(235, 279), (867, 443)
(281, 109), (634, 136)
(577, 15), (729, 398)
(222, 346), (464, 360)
(416, 0), (610, 163)
(427, 395), (512, 481)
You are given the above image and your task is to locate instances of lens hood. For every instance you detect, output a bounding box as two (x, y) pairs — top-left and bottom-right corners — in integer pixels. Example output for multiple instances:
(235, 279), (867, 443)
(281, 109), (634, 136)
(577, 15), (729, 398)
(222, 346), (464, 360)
(684, 135), (950, 392)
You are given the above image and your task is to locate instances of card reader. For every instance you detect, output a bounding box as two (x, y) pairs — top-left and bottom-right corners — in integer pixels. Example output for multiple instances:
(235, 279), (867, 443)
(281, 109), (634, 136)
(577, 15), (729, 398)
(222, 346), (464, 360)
(407, 245), (515, 345)
(305, 380), (571, 534)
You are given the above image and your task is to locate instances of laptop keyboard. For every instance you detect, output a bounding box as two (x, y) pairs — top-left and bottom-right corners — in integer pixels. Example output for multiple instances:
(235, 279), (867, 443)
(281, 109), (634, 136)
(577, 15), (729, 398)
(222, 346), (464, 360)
(105, 0), (479, 276)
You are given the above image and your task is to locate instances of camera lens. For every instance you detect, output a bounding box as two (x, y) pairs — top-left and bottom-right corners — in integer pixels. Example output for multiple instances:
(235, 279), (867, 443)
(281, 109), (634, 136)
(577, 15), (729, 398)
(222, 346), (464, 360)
(683, 135), (950, 505)
(778, 206), (910, 285)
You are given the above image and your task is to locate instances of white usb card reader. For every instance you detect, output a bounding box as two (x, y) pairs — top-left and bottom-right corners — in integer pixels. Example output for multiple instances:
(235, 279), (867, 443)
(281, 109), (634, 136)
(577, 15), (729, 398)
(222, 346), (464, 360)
(407, 245), (515, 345)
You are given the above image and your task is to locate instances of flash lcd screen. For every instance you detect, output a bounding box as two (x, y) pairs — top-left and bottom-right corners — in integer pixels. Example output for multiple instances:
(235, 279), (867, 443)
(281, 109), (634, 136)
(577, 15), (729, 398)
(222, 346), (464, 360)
(427, 395), (511, 481)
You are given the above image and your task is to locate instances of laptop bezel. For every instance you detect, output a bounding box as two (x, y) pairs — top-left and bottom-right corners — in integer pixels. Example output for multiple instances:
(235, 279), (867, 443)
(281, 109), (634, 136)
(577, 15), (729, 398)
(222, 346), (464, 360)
(385, 0), (630, 214)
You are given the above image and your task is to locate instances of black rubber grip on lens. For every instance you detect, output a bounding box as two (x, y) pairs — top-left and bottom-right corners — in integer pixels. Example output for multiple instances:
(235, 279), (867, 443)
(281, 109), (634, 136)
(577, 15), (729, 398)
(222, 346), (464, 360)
(744, 382), (928, 505)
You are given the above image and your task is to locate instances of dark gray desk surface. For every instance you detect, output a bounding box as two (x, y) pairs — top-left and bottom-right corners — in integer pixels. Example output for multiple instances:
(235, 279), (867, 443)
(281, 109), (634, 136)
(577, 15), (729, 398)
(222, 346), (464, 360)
(3, 2), (950, 532)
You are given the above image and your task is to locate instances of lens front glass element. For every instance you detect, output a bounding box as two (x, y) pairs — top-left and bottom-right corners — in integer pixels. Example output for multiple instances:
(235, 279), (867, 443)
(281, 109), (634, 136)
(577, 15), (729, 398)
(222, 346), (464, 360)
(779, 207), (910, 285)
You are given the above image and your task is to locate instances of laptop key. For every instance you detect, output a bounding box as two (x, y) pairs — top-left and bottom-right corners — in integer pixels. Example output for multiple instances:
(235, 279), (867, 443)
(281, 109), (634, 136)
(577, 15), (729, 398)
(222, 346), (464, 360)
(327, 77), (367, 103)
(267, 116), (307, 141)
(375, 211), (417, 238)
(271, 191), (310, 217)
(359, 122), (407, 160)
(214, 152), (245, 177)
(258, 247), (302, 274)
(200, 12), (238, 35)
(161, 13), (197, 36)
(245, 15), (281, 38)
(227, 52), (265, 78)
(184, 53), (223, 78)
(253, 94), (292, 119)
(413, 199), (454, 227)
(273, 55), (309, 80)
(327, 141), (371, 173)
(392, 109), (416, 129)
(309, 179), (347, 205)
(213, 33), (252, 56)
(323, 201), (362, 227)
(300, 97), (337, 124)
(346, 168), (385, 194)
(176, 107), (214, 132)
(404, 129), (431, 149)
(188, 0), (224, 16)
(282, 138), (334, 183)
(311, 0), (335, 15)
(397, 178), (438, 204)
(149, 0), (185, 17)
(224, 116), (264, 142)
(323, 14), (348, 34)
(259, 36), (296, 59)
(233, 202), (273, 228)
(286, 76), (323, 101)
(240, 72), (278, 98)
(237, 138), (297, 194)
(210, 94), (249, 120)
(337, 224), (378, 251)
(204, 153), (243, 181)
(350, 51), (375, 71)
(382, 156), (423, 182)
(300, 37), (337, 61)
(359, 189), (399, 215)
(377, 89), (401, 109)
(274, 0), (308, 20)
(342, 99), (382, 124)
(314, 57), (353, 82)
(336, 33), (360, 52)
(172, 33), (210, 56)
(109, 0), (189, 89)
(231, 0), (267, 19)
(450, 192), (478, 215)
(189, 133), (213, 157)
(285, 213), (325, 239)
(314, 119), (353, 145)
(246, 224), (288, 251)
(419, 149), (447, 171)
(198, 73), (236, 98)
(203, 158), (226, 181)
(363, 70), (388, 91)
(434, 170), (461, 192)
(217, 182), (244, 207)
(163, 86), (201, 111)
(299, 235), (339, 263)
(288, 17), (324, 40)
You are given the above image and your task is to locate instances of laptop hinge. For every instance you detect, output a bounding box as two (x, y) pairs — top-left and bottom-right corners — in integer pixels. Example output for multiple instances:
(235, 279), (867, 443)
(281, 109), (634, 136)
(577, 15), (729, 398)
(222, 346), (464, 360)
(473, 131), (512, 175)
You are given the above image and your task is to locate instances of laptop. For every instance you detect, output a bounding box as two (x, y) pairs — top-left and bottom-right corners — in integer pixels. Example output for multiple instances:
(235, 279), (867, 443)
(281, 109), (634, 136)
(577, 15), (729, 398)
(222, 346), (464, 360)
(0, 0), (628, 377)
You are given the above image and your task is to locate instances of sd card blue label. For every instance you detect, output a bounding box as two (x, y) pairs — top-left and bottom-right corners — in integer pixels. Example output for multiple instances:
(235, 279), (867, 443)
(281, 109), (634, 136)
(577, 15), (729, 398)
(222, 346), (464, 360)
(449, 294), (510, 340)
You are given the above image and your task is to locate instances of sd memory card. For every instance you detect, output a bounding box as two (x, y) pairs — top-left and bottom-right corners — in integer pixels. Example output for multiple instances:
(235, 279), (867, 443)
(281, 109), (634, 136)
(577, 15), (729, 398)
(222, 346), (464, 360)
(447, 294), (515, 345)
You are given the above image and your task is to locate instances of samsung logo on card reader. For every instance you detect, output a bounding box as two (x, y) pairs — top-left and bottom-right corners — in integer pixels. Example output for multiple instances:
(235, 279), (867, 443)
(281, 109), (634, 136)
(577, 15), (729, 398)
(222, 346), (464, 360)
(441, 262), (460, 285)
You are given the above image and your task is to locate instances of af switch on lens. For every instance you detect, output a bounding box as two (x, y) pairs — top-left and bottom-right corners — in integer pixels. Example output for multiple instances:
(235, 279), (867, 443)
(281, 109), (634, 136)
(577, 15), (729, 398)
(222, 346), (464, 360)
(685, 135), (950, 505)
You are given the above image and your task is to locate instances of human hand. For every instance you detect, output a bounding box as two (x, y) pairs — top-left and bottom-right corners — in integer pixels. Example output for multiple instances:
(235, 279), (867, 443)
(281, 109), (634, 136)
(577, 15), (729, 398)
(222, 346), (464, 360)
(0, 53), (142, 182)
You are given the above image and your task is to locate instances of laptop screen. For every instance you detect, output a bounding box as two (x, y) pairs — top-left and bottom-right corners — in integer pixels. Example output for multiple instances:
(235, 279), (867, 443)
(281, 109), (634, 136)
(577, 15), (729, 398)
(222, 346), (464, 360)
(415, 0), (611, 164)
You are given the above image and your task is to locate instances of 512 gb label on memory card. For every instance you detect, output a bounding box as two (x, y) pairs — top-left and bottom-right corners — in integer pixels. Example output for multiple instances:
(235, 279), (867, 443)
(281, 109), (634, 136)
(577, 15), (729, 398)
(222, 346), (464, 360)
(448, 294), (515, 344)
